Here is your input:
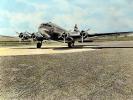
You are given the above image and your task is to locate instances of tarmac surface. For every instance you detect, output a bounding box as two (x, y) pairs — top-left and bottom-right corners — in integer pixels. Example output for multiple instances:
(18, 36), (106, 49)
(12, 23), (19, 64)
(0, 46), (94, 56)
(0, 41), (133, 100)
(0, 41), (133, 56)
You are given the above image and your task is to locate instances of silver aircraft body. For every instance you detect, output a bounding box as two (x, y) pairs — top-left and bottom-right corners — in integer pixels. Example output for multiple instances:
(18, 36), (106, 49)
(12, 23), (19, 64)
(18, 22), (133, 48)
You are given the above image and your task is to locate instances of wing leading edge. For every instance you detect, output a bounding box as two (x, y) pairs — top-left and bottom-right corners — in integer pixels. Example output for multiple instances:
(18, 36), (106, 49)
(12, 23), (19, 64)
(87, 31), (133, 37)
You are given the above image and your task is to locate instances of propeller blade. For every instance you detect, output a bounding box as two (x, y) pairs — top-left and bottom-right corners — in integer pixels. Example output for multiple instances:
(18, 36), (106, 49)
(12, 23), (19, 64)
(80, 31), (85, 43)
(16, 32), (20, 35)
(64, 37), (66, 43)
(81, 35), (84, 43)
(62, 32), (67, 43)
(27, 32), (32, 35)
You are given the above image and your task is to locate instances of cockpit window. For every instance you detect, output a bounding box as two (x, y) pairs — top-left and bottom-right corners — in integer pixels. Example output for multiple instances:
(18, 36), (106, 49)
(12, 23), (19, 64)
(42, 23), (52, 27)
(47, 24), (52, 27)
(41, 23), (46, 26)
(40, 23), (53, 28)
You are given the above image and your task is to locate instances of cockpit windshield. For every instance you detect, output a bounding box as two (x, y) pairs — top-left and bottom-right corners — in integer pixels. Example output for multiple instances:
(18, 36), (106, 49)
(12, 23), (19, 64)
(41, 23), (52, 27)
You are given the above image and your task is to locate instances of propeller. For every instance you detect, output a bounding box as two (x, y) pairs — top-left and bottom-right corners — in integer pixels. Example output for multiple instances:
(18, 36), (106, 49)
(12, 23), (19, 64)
(62, 32), (67, 43)
(80, 29), (90, 43)
(31, 33), (36, 38)
(31, 32), (36, 41)
(16, 32), (23, 43)
(16, 32), (19, 35)
(80, 31), (85, 43)
(62, 32), (68, 43)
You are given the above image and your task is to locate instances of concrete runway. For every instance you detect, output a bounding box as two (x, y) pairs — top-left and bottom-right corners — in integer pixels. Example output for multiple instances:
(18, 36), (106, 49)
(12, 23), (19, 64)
(0, 46), (94, 56)
(0, 41), (133, 56)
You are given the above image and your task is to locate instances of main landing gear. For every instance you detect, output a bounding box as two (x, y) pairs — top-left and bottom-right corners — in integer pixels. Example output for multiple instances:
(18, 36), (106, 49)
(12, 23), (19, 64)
(36, 41), (75, 48)
(68, 41), (75, 48)
(37, 41), (42, 48)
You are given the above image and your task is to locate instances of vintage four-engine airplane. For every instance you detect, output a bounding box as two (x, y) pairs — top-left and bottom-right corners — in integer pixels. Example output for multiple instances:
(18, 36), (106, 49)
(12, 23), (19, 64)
(17, 22), (133, 48)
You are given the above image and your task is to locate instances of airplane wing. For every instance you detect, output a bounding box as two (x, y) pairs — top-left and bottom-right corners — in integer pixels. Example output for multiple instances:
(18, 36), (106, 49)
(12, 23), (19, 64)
(88, 31), (133, 37)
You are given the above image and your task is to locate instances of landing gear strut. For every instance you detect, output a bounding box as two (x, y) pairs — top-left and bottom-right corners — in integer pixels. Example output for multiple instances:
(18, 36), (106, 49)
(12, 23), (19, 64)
(68, 41), (75, 48)
(37, 41), (42, 48)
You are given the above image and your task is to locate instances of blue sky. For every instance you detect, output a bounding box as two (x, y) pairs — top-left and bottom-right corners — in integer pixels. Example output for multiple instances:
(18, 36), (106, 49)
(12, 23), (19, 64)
(0, 0), (133, 36)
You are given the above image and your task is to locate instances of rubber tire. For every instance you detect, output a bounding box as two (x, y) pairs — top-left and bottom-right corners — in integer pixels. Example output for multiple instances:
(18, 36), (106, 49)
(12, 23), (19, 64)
(37, 43), (42, 48)
(68, 42), (74, 48)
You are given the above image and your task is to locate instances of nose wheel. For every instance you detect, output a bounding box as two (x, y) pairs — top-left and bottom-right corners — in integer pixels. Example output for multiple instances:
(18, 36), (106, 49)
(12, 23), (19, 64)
(37, 42), (42, 48)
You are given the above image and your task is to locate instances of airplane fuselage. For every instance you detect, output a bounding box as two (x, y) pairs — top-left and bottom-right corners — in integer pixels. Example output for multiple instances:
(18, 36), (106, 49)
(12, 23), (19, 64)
(38, 22), (84, 42)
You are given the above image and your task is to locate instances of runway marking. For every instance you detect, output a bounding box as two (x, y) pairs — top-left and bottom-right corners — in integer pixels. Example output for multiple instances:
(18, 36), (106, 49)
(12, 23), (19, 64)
(0, 46), (95, 56)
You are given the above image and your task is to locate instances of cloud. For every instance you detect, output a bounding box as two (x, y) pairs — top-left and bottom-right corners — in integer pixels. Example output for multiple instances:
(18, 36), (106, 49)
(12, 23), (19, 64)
(0, 10), (45, 35)
(0, 0), (133, 36)
(16, 0), (48, 11)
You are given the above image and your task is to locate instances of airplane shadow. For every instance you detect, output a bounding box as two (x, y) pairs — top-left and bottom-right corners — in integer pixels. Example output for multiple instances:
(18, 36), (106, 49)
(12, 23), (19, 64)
(12, 45), (133, 50)
(53, 46), (133, 50)
(11, 45), (99, 50)
(53, 44), (133, 50)
(92, 46), (133, 49)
